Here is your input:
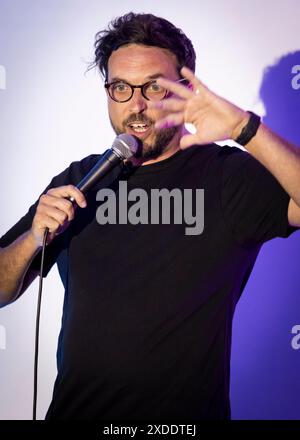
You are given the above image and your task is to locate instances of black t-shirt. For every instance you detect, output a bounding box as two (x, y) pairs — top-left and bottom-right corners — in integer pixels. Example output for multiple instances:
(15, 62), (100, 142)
(0, 144), (298, 420)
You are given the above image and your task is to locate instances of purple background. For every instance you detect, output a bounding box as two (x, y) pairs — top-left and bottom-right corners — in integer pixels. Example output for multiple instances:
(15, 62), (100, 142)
(231, 52), (300, 419)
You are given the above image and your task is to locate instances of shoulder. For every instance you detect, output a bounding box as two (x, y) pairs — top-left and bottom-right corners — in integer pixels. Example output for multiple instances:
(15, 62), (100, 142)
(49, 153), (102, 188)
(183, 143), (248, 162)
(181, 143), (252, 174)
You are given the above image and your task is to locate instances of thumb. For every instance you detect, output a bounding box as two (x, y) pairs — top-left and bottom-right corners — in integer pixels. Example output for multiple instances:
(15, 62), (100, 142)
(180, 134), (198, 149)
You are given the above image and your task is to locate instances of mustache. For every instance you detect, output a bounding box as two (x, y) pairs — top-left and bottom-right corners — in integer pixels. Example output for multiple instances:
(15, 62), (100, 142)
(123, 114), (154, 126)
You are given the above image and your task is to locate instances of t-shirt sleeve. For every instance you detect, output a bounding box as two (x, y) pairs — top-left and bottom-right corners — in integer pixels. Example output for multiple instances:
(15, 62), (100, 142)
(0, 154), (101, 277)
(221, 146), (299, 247)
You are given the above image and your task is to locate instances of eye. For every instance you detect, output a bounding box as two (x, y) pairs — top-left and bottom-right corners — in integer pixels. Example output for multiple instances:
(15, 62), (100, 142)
(113, 82), (130, 93)
(147, 82), (165, 93)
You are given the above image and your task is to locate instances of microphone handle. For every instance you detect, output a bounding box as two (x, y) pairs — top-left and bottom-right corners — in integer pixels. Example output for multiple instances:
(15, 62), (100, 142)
(68, 148), (122, 203)
(44, 148), (123, 237)
(77, 148), (121, 193)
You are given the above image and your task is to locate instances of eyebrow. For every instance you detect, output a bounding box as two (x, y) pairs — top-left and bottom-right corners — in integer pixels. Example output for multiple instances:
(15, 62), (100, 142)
(109, 73), (167, 83)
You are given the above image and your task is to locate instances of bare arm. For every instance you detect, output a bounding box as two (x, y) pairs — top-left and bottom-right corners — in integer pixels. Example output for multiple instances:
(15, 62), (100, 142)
(0, 185), (87, 308)
(232, 120), (300, 209)
(152, 67), (300, 227)
(232, 122), (300, 227)
(0, 230), (41, 307)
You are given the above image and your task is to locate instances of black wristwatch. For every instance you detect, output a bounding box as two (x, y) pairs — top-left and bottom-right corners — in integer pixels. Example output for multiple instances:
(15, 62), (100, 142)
(235, 111), (261, 146)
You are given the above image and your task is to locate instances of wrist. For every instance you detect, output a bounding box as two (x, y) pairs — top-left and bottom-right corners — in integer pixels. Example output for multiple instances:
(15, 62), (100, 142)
(233, 111), (261, 146)
(231, 111), (250, 141)
(26, 229), (43, 252)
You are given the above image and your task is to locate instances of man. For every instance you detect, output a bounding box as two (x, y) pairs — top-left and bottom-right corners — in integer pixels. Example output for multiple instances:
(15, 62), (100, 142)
(0, 12), (299, 420)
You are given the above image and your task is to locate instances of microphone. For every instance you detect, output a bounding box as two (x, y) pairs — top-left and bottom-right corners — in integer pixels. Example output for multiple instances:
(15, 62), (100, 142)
(33, 133), (139, 421)
(75, 133), (139, 194)
(46, 133), (139, 232)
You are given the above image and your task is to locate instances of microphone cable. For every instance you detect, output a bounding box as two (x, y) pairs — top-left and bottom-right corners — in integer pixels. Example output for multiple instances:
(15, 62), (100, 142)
(31, 133), (139, 420)
(33, 227), (49, 420)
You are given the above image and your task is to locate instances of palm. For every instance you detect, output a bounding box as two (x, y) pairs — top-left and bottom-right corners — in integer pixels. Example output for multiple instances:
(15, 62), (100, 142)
(153, 67), (246, 148)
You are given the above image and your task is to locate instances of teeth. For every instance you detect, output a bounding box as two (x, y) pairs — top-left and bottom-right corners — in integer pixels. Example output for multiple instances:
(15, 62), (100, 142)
(129, 123), (149, 133)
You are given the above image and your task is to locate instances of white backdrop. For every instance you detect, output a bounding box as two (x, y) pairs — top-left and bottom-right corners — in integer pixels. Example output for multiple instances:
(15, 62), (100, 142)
(0, 0), (299, 419)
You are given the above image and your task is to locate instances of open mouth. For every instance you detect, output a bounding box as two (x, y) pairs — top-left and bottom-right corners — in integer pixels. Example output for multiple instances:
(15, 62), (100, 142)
(127, 122), (151, 133)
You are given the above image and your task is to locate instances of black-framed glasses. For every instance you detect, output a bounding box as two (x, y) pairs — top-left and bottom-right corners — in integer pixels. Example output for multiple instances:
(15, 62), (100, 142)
(104, 78), (189, 103)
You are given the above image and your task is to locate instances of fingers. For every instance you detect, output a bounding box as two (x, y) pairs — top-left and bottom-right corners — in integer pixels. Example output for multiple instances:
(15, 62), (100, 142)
(155, 112), (184, 129)
(152, 69), (208, 133)
(155, 67), (206, 99)
(180, 133), (200, 149)
(180, 67), (206, 94)
(31, 185), (87, 245)
(156, 76), (193, 100)
(39, 195), (74, 222)
(37, 201), (72, 225)
(47, 185), (87, 208)
(148, 98), (185, 113)
(34, 213), (64, 235)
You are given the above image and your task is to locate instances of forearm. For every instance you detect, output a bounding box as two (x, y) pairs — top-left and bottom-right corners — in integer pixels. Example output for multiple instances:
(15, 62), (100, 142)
(0, 230), (41, 306)
(0, 185), (86, 307)
(154, 70), (300, 208)
(233, 114), (300, 207)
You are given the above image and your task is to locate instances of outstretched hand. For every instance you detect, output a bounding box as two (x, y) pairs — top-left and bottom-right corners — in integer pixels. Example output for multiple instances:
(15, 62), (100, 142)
(150, 67), (249, 149)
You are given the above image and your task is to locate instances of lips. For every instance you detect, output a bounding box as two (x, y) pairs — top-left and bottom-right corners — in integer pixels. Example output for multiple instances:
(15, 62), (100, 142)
(125, 120), (153, 138)
(128, 122), (149, 133)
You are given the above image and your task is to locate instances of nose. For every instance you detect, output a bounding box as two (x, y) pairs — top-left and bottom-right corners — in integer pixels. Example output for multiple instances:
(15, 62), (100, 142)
(129, 88), (148, 113)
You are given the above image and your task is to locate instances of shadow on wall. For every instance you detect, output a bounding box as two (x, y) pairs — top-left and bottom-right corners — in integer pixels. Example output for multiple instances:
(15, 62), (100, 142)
(260, 51), (300, 145)
(230, 51), (300, 420)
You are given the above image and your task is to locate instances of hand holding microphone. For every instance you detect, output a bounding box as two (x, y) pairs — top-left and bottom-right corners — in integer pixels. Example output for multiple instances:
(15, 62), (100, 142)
(30, 134), (139, 247)
(30, 134), (139, 422)
(30, 185), (87, 247)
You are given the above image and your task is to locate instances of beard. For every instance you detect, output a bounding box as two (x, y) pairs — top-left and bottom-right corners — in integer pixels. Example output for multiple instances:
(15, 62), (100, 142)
(109, 113), (179, 159)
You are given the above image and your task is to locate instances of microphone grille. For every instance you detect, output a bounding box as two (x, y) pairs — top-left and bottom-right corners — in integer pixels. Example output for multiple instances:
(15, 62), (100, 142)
(112, 134), (139, 159)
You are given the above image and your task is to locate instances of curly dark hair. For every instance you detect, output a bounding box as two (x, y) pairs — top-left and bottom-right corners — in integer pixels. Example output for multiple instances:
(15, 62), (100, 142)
(90, 12), (196, 80)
